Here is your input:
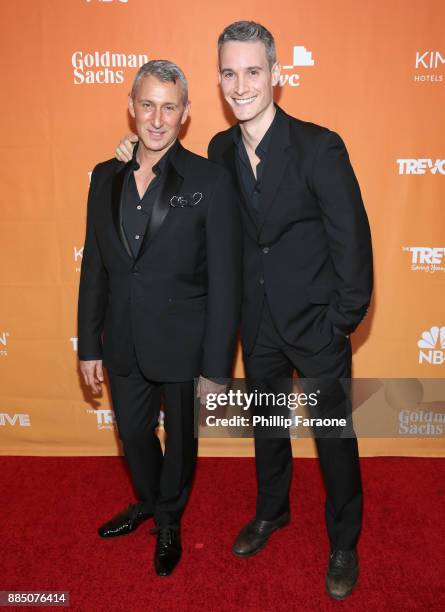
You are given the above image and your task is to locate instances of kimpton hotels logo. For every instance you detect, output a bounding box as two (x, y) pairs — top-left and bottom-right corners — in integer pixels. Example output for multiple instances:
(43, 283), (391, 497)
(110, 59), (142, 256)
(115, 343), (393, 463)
(74, 246), (83, 272)
(414, 51), (444, 83)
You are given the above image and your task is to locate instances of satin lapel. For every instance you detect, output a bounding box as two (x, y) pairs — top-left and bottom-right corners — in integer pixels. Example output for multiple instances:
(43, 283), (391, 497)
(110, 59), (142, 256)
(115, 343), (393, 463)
(135, 161), (183, 261)
(111, 163), (134, 260)
(257, 109), (292, 234)
(222, 144), (258, 240)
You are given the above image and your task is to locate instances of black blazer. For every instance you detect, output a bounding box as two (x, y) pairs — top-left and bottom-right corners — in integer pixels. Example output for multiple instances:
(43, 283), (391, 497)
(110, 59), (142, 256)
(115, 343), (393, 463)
(208, 106), (373, 355)
(78, 142), (242, 381)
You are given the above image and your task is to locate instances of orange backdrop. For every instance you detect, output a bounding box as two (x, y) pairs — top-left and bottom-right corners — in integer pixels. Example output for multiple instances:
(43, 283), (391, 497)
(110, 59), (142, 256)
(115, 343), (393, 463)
(0, 0), (444, 456)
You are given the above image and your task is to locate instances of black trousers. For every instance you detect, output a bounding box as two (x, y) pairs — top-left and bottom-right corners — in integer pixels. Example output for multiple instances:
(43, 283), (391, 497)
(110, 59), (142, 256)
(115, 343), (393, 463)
(108, 362), (197, 527)
(244, 300), (362, 551)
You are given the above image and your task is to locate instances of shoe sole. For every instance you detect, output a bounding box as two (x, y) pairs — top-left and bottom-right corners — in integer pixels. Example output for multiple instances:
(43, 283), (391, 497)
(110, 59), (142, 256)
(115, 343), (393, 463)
(232, 519), (290, 558)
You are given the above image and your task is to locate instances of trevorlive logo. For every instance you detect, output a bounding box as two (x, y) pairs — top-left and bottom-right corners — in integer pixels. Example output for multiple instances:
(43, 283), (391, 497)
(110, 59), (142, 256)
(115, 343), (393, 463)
(0, 413), (31, 427)
(396, 159), (445, 175)
(72, 51), (148, 84)
(418, 327), (445, 365)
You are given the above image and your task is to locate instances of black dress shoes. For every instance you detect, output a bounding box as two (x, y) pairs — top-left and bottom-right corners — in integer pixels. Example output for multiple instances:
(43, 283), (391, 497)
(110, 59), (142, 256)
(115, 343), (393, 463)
(232, 512), (290, 557)
(326, 549), (359, 600)
(98, 504), (151, 538)
(151, 526), (182, 576)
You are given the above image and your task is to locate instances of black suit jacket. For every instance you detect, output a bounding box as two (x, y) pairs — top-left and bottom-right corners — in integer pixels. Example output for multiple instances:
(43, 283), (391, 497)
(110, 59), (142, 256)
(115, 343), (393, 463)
(78, 142), (242, 381)
(208, 106), (373, 355)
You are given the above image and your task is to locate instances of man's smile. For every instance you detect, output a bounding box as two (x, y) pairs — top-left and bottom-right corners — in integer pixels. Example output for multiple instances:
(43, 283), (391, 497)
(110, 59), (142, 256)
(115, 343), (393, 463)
(232, 96), (257, 106)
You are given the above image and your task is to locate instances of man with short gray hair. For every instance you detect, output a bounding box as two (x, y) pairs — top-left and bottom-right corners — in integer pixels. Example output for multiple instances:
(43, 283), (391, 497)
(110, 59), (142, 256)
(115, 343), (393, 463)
(78, 59), (242, 577)
(209, 20), (372, 600)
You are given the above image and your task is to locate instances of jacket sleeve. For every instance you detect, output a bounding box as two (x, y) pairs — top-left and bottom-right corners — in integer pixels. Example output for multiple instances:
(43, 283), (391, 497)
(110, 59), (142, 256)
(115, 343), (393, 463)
(207, 135), (221, 164)
(201, 169), (243, 379)
(77, 165), (108, 360)
(311, 130), (373, 335)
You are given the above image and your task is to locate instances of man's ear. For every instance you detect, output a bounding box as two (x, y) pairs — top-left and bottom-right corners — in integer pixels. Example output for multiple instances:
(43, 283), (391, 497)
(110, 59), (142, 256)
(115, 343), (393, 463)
(128, 94), (135, 119)
(181, 100), (191, 125)
(271, 62), (281, 87)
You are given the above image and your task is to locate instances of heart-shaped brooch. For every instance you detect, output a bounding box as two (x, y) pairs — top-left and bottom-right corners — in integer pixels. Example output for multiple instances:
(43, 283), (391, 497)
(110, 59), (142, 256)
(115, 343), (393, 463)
(170, 192), (203, 208)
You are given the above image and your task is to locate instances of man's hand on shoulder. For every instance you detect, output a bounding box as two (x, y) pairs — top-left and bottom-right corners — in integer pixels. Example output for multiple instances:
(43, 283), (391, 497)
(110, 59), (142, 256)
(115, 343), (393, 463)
(80, 359), (104, 394)
(196, 376), (227, 407)
(116, 133), (138, 162)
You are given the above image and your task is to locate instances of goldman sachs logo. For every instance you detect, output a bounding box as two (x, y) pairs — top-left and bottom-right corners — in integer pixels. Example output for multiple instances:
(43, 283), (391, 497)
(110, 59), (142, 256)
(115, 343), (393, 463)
(72, 51), (148, 84)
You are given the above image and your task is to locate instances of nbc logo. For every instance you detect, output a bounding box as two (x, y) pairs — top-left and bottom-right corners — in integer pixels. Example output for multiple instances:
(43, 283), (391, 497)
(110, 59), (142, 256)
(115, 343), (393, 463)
(280, 45), (315, 87)
(418, 326), (445, 365)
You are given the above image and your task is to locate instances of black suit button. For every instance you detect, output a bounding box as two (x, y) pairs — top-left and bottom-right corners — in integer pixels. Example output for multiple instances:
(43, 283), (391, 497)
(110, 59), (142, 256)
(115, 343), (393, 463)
(132, 267), (139, 274)
(262, 247), (270, 254)
(259, 278), (265, 285)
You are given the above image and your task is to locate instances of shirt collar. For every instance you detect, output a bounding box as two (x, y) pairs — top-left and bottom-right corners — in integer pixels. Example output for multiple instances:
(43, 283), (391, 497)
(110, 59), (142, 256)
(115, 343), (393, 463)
(130, 139), (179, 174)
(232, 106), (278, 159)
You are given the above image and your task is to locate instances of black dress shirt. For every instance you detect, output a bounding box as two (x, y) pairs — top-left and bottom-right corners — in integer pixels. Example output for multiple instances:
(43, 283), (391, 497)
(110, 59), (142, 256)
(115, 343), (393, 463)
(122, 141), (177, 258)
(233, 110), (277, 214)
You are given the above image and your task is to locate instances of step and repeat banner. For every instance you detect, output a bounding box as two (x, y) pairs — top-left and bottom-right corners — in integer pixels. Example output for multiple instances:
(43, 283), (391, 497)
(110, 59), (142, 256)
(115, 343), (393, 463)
(0, 0), (444, 456)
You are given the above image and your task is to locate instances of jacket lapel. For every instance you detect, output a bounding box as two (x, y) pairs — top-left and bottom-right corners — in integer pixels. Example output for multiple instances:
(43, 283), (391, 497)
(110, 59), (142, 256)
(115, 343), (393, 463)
(257, 107), (292, 233)
(111, 162), (134, 260)
(135, 145), (184, 261)
(222, 140), (259, 240)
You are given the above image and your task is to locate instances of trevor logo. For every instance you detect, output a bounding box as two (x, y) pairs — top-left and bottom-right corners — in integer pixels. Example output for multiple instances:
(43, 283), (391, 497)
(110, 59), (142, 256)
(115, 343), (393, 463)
(87, 408), (115, 430)
(397, 159), (445, 175)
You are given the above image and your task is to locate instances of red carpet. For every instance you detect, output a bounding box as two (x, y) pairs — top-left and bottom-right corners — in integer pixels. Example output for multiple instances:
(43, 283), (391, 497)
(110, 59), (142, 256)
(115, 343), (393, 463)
(1, 456), (444, 611)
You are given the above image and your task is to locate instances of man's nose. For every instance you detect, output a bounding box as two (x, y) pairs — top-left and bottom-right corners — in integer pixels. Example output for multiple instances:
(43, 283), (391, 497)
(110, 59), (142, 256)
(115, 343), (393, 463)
(152, 108), (162, 128)
(234, 75), (248, 96)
